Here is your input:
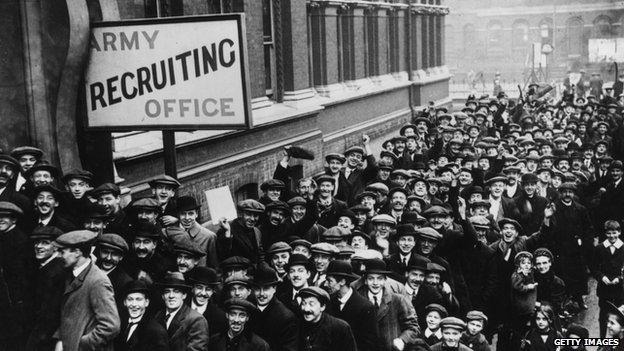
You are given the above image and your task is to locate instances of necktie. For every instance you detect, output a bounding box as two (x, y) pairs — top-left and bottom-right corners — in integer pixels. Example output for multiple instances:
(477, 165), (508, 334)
(402, 256), (407, 266)
(164, 313), (172, 329)
(126, 322), (138, 341)
(373, 296), (379, 309)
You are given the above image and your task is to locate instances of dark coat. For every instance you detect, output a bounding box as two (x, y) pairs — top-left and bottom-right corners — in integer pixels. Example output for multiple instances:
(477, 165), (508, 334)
(591, 240), (624, 304)
(430, 342), (473, 350)
(216, 218), (264, 264)
(0, 184), (32, 226)
(316, 197), (349, 229)
(275, 280), (303, 316)
(0, 225), (35, 340)
(31, 212), (77, 233)
(298, 313), (357, 351)
(209, 330), (271, 351)
(408, 283), (443, 329)
(534, 271), (566, 313)
(512, 193), (548, 236)
(460, 332), (491, 351)
(599, 178), (624, 225)
(201, 302), (228, 337)
(155, 304), (209, 351)
(115, 315), (169, 351)
(386, 252), (424, 283)
(521, 328), (562, 351)
(26, 256), (65, 351)
(249, 297), (298, 351)
(106, 266), (133, 318)
(326, 289), (380, 351)
(458, 220), (496, 311)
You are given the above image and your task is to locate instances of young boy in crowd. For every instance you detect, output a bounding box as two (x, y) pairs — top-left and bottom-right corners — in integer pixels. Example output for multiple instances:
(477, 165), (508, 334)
(460, 310), (491, 351)
(423, 303), (448, 346)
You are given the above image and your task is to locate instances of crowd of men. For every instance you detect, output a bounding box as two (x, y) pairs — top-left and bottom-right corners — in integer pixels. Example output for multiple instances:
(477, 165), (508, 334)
(2, 82), (624, 351)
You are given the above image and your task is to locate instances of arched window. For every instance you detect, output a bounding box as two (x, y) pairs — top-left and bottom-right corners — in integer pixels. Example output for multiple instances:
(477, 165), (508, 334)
(487, 20), (503, 52)
(463, 23), (476, 56)
(511, 20), (530, 50)
(565, 17), (584, 56)
(593, 15), (614, 38)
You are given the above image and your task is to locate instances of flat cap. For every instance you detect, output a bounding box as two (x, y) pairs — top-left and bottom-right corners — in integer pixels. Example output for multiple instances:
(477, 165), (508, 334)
(498, 218), (523, 232)
(469, 215), (490, 228)
(558, 182), (577, 192)
(315, 175), (336, 186)
(224, 298), (257, 313)
(440, 317), (467, 331)
(237, 199), (265, 213)
(260, 179), (285, 191)
(485, 175), (507, 185)
(266, 241), (292, 255)
(289, 238), (312, 250)
(97, 233), (129, 254)
(466, 310), (488, 323)
(521, 173), (539, 184)
(62, 169), (94, 184)
(351, 249), (383, 260)
(371, 214), (397, 226)
(0, 154), (19, 169)
(10, 146), (43, 159)
(0, 201), (23, 215)
(286, 146), (315, 160)
(297, 286), (330, 304)
(148, 174), (181, 189)
(91, 183), (120, 197)
(422, 205), (450, 217)
(30, 226), (63, 240)
(325, 153), (346, 164)
(265, 201), (290, 214)
(224, 273), (252, 287)
(321, 226), (350, 242)
(425, 303), (448, 317)
(344, 146), (365, 156)
(365, 182), (389, 195)
(533, 247), (553, 261)
(173, 238), (206, 257)
(55, 230), (98, 248)
(416, 227), (443, 241)
(287, 196), (307, 207)
(427, 262), (446, 273)
(356, 191), (377, 202)
(220, 256), (252, 270)
(131, 197), (161, 211)
(311, 242), (340, 256)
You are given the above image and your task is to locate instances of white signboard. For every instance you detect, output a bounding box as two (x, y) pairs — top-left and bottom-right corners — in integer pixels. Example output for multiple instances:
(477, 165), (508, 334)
(204, 186), (237, 225)
(84, 15), (252, 131)
(588, 38), (624, 63)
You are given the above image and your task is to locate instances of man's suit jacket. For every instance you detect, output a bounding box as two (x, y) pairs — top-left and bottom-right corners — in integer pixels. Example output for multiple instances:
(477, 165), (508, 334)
(355, 287), (420, 351)
(275, 280), (303, 316)
(106, 266), (133, 318)
(26, 256), (65, 351)
(409, 284), (443, 329)
(249, 298), (298, 351)
(600, 179), (624, 224)
(55, 262), (120, 351)
(31, 213), (77, 233)
(155, 304), (209, 351)
(386, 252), (421, 283)
(200, 302), (227, 337)
(326, 289), (380, 351)
(209, 330), (270, 351)
(115, 315), (169, 351)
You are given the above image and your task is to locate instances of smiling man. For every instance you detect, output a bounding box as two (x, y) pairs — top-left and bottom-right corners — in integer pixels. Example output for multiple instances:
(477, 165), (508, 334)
(31, 184), (76, 232)
(298, 286), (356, 351)
(121, 222), (172, 285)
(276, 254), (312, 314)
(172, 195), (217, 268)
(512, 173), (548, 235)
(10, 146), (43, 192)
(96, 233), (132, 311)
(148, 174), (181, 228)
(188, 266), (227, 337)
(0, 155), (30, 219)
(217, 199), (265, 263)
(210, 298), (270, 351)
(155, 272), (208, 351)
(91, 183), (127, 234)
(115, 280), (168, 351)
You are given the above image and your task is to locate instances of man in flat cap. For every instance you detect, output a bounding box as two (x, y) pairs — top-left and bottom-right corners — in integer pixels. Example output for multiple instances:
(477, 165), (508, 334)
(342, 135), (377, 204)
(92, 183), (128, 235)
(187, 267), (227, 337)
(114, 280), (169, 351)
(60, 169), (94, 227)
(0, 154), (31, 218)
(10, 146), (43, 192)
(148, 174), (181, 227)
(259, 179), (286, 206)
(26, 226), (65, 351)
(31, 184), (76, 232)
(325, 260), (379, 351)
(266, 241), (292, 280)
(210, 298), (270, 351)
(54, 230), (120, 351)
(0, 201), (33, 350)
(122, 222), (173, 285)
(96, 233), (133, 312)
(298, 286), (357, 351)
(128, 197), (162, 230)
(217, 199), (265, 263)
(23, 161), (60, 196)
(154, 272), (208, 351)
(258, 200), (291, 247)
(512, 173), (548, 235)
(82, 203), (111, 236)
(430, 317), (472, 351)
(249, 264), (298, 351)
(314, 174), (349, 228)
(172, 236), (206, 278)
(173, 195), (218, 268)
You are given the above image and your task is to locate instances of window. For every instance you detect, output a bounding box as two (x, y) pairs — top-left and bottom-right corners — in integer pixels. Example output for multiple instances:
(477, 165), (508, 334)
(263, 0), (276, 98)
(487, 20), (503, 50)
(338, 5), (355, 81)
(593, 15), (614, 38)
(511, 20), (529, 51)
(365, 7), (379, 76)
(565, 17), (584, 56)
(421, 15), (429, 68)
(388, 9), (401, 73)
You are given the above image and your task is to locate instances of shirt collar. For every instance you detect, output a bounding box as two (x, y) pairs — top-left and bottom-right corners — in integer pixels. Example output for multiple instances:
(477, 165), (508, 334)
(424, 328), (442, 339)
(39, 213), (54, 226)
(368, 290), (383, 302)
(72, 259), (91, 278)
(338, 287), (353, 305)
(604, 239), (624, 249)
(40, 253), (58, 268)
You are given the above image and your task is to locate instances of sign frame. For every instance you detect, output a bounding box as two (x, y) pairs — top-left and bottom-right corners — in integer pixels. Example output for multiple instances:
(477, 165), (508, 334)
(83, 14), (253, 132)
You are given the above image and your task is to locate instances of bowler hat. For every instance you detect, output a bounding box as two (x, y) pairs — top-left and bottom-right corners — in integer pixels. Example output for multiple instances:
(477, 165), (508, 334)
(286, 253), (313, 271)
(0, 154), (19, 169)
(394, 224), (418, 239)
(33, 184), (62, 199)
(62, 169), (93, 184)
(406, 255), (431, 273)
(177, 196), (201, 212)
(133, 222), (162, 240)
(401, 210), (427, 225)
(187, 266), (220, 286)
(123, 279), (151, 296)
(220, 256), (252, 271)
(25, 161), (59, 179)
(345, 146), (365, 157)
(157, 272), (191, 291)
(363, 258), (392, 275)
(265, 201), (290, 214)
(400, 124), (418, 136)
(326, 260), (359, 281)
(252, 263), (280, 287)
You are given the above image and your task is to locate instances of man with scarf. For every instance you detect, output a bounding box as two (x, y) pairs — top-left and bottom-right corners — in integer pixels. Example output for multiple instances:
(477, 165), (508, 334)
(314, 175), (348, 228)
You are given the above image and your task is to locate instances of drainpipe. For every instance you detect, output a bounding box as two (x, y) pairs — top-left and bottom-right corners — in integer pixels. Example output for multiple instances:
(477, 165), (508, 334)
(406, 1), (415, 122)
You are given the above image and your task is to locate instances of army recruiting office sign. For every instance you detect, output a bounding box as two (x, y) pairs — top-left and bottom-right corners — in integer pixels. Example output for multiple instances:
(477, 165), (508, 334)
(84, 15), (252, 131)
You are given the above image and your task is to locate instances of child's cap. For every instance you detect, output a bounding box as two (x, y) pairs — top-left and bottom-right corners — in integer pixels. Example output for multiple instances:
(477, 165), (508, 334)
(514, 251), (533, 266)
(425, 303), (448, 318)
(440, 317), (467, 331)
(466, 310), (488, 324)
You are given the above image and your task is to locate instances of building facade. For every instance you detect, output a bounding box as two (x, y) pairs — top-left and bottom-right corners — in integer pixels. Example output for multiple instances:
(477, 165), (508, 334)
(445, 0), (624, 84)
(1, 0), (449, 219)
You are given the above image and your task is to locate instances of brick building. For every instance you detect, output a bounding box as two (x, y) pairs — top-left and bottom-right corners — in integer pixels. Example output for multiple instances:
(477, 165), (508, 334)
(445, 0), (624, 84)
(1, 0), (449, 220)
